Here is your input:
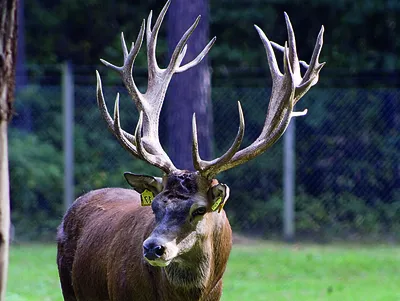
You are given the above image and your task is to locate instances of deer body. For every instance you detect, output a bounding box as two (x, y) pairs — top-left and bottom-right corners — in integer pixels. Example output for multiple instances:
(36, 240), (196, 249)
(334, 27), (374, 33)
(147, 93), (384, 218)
(57, 1), (324, 300)
(58, 174), (232, 301)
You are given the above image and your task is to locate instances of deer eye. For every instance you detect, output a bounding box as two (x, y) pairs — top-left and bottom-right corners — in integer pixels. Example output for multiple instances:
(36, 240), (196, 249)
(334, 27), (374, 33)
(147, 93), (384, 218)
(191, 207), (207, 217)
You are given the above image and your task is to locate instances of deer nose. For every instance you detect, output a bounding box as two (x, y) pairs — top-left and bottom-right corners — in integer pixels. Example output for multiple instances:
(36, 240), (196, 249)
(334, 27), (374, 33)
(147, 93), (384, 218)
(143, 240), (166, 260)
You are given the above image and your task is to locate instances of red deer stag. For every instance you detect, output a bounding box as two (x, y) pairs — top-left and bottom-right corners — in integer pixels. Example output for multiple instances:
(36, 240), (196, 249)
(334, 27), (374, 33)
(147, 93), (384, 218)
(57, 1), (324, 300)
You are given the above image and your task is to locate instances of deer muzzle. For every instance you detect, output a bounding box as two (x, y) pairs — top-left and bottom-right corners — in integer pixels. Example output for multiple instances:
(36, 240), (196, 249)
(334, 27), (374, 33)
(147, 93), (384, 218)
(143, 236), (179, 267)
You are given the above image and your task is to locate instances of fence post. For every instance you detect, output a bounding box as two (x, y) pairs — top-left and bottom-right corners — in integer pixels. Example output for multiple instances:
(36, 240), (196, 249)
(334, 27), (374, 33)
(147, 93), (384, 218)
(283, 119), (295, 241)
(62, 61), (74, 211)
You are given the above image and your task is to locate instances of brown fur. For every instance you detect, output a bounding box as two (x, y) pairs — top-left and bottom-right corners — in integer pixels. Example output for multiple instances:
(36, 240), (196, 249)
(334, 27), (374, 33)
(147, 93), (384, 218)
(57, 177), (232, 301)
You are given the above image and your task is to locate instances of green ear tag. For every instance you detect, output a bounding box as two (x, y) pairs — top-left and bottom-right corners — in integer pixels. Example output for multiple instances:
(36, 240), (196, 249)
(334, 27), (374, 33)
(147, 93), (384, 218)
(141, 189), (154, 206)
(211, 197), (223, 211)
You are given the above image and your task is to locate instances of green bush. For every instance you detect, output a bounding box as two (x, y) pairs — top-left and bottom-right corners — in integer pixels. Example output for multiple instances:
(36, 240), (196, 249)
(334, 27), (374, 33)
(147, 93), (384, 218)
(9, 129), (63, 240)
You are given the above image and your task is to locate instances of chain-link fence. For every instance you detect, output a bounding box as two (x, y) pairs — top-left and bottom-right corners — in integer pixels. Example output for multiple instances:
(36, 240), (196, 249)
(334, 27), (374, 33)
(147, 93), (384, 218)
(9, 72), (400, 241)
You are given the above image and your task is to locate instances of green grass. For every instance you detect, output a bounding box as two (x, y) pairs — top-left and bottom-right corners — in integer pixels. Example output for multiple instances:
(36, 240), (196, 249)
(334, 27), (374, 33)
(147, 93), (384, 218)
(8, 245), (61, 301)
(7, 242), (400, 301)
(221, 242), (400, 301)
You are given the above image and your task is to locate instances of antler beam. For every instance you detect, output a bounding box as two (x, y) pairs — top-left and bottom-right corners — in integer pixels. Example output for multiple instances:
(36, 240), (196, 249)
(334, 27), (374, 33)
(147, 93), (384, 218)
(193, 13), (325, 179)
(96, 0), (215, 174)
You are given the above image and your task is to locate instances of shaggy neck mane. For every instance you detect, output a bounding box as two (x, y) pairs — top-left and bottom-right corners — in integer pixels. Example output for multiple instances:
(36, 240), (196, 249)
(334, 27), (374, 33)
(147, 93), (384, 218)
(164, 241), (212, 289)
(156, 213), (229, 301)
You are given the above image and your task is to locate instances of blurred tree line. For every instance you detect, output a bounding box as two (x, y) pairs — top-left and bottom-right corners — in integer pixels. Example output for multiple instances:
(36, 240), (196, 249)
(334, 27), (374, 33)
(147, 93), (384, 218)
(23, 0), (399, 76)
(9, 0), (400, 240)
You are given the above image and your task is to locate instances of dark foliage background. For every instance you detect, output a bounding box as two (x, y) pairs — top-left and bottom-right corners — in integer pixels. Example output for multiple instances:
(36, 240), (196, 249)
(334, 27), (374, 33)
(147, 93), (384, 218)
(9, 0), (400, 240)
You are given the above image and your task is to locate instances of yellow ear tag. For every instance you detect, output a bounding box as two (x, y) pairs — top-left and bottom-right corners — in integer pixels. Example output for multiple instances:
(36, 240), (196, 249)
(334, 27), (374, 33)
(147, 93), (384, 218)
(141, 189), (154, 206)
(211, 197), (223, 212)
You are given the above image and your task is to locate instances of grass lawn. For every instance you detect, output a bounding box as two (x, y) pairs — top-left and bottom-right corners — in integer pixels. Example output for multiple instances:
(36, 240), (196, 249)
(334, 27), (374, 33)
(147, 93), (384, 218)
(7, 242), (400, 301)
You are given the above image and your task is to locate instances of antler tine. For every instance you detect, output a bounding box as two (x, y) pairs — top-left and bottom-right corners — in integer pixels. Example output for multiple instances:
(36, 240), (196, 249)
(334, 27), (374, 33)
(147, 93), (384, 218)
(177, 37), (216, 73)
(134, 111), (175, 173)
(112, 94), (141, 158)
(145, 1), (215, 87)
(168, 16), (202, 71)
(269, 15), (325, 104)
(254, 24), (282, 81)
(146, 1), (216, 75)
(96, 71), (136, 143)
(193, 102), (245, 178)
(112, 99), (176, 173)
(146, 0), (170, 75)
(294, 25), (325, 103)
(271, 41), (309, 69)
(283, 13), (301, 84)
(194, 14), (324, 179)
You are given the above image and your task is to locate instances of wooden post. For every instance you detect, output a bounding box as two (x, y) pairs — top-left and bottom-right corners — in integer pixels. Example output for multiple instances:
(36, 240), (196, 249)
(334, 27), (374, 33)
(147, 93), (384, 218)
(283, 119), (295, 242)
(62, 61), (74, 211)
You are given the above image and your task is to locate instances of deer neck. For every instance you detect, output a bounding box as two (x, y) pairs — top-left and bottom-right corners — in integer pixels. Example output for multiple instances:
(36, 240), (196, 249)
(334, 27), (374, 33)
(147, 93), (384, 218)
(161, 211), (232, 294)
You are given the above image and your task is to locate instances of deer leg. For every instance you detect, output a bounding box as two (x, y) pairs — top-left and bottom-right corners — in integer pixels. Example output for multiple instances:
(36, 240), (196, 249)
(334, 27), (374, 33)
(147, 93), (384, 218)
(57, 227), (77, 301)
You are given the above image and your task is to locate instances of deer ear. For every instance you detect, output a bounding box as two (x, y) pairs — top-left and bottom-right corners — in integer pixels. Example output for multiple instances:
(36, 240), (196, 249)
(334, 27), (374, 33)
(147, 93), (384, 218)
(124, 172), (164, 195)
(208, 183), (230, 213)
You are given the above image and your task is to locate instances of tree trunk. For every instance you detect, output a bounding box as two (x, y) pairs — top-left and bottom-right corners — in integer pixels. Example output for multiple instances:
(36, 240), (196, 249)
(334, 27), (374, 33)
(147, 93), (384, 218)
(0, 0), (18, 299)
(166, 0), (213, 170)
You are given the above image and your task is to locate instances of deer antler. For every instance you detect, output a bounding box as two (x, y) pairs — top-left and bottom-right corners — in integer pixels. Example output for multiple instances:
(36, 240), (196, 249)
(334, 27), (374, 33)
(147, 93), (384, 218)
(96, 0), (216, 174)
(193, 13), (325, 179)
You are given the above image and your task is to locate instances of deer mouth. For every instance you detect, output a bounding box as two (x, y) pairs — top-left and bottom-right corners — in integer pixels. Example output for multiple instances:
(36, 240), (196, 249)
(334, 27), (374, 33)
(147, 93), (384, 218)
(144, 257), (172, 267)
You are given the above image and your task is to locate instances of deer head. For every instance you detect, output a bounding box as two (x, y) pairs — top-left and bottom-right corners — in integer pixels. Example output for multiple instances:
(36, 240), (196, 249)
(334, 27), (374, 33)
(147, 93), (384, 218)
(96, 0), (324, 268)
